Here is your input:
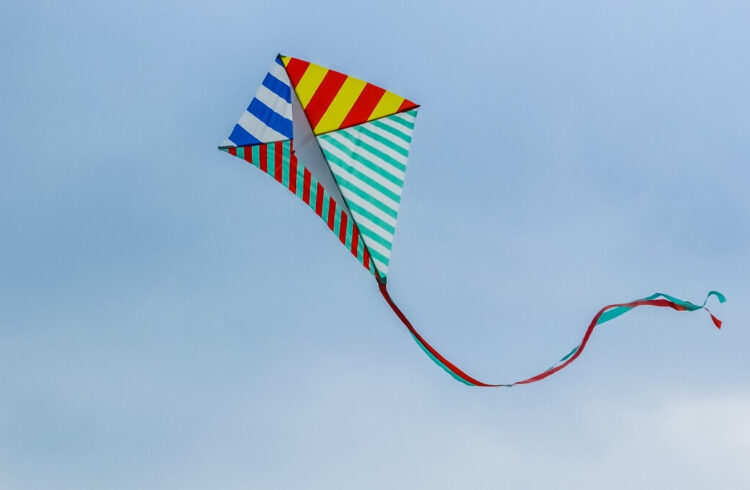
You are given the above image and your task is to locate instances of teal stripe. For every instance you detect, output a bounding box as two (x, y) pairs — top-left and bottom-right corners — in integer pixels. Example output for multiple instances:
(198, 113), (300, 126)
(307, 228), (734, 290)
(356, 125), (410, 158)
(356, 233), (365, 263)
(321, 134), (405, 186)
(334, 130), (407, 173)
(281, 143), (290, 187)
(236, 147), (245, 159)
(371, 118), (412, 144)
(332, 206), (341, 236)
(598, 306), (633, 324)
(324, 150), (402, 204)
(559, 345), (579, 363)
(265, 143), (275, 177)
(338, 132), (407, 178)
(295, 164), (305, 200)
(390, 111), (416, 130)
(335, 175), (399, 218)
(321, 189), (330, 219)
(308, 175), (318, 211)
(346, 200), (395, 235)
(355, 221), (393, 251)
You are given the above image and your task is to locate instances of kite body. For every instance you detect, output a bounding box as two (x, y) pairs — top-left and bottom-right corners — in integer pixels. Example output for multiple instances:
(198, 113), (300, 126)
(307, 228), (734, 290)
(219, 55), (724, 387)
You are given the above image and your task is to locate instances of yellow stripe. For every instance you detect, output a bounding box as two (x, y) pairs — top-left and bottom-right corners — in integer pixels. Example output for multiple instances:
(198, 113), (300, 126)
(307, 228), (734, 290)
(280, 56), (291, 66)
(314, 76), (367, 134)
(368, 91), (405, 120)
(294, 62), (328, 108)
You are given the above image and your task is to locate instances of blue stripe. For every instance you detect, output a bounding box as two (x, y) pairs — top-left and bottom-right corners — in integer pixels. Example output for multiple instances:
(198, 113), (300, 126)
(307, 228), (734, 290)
(275, 56), (284, 67)
(247, 98), (293, 138)
(228, 124), (261, 146)
(262, 73), (291, 103)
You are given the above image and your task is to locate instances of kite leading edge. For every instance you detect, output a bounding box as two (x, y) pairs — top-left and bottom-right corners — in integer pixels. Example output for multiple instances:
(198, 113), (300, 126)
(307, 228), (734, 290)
(219, 54), (725, 387)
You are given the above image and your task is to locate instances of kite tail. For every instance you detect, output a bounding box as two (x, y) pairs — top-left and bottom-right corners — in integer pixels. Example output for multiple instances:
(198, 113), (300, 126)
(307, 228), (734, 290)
(378, 282), (725, 387)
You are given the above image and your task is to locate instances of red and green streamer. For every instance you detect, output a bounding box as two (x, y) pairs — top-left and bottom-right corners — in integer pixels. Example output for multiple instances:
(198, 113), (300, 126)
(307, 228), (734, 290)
(378, 283), (725, 387)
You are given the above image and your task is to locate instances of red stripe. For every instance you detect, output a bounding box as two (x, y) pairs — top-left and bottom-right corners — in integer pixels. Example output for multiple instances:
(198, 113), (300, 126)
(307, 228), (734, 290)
(243, 147), (253, 164)
(284, 58), (309, 87)
(315, 183), (324, 216)
(351, 227), (359, 257)
(363, 247), (371, 270)
(228, 147), (237, 156)
(397, 99), (418, 113)
(327, 198), (336, 230)
(339, 212), (348, 244)
(304, 70), (347, 129)
(302, 168), (311, 204)
(259, 144), (268, 172)
(289, 154), (298, 194)
(340, 83), (385, 129)
(274, 141), (283, 183)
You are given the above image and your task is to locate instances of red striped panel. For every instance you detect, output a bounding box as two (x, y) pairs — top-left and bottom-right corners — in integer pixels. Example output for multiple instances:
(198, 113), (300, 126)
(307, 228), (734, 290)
(340, 83), (385, 129)
(284, 58), (309, 86)
(302, 168), (311, 204)
(274, 141), (283, 183)
(315, 182), (324, 216)
(397, 99), (418, 112)
(259, 144), (268, 172)
(243, 147), (253, 163)
(228, 147), (237, 156)
(289, 154), (298, 194)
(327, 198), (336, 231)
(304, 70), (347, 129)
(339, 212), (348, 244)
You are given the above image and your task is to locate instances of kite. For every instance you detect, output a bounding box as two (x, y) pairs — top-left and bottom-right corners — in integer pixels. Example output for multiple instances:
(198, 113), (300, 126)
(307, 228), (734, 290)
(218, 54), (725, 387)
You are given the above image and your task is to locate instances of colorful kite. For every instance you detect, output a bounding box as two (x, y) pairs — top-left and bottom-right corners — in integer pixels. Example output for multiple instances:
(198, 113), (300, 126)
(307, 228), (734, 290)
(219, 55), (725, 386)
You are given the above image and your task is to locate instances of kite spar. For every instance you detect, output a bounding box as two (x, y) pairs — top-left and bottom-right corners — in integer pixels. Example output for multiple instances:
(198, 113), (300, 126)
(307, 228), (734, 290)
(218, 55), (725, 387)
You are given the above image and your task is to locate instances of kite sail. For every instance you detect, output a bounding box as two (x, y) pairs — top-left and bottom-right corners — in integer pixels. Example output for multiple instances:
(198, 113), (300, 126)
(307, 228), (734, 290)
(219, 54), (725, 387)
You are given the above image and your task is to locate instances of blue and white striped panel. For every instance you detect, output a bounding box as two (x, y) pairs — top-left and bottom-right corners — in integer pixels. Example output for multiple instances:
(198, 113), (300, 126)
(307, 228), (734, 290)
(222, 57), (294, 147)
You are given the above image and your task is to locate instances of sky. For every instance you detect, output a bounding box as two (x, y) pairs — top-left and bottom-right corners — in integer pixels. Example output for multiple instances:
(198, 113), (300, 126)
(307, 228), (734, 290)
(1, 1), (749, 488)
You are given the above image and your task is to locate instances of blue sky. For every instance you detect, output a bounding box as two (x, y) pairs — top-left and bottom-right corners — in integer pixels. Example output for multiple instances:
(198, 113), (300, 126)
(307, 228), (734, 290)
(2, 1), (749, 488)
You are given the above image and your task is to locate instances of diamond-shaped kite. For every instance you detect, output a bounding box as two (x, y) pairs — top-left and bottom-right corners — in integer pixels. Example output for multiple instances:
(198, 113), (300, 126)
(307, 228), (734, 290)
(219, 55), (725, 386)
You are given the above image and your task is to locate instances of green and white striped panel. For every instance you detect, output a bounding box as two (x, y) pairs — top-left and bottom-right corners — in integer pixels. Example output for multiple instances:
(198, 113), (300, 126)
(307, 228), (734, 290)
(317, 109), (417, 277)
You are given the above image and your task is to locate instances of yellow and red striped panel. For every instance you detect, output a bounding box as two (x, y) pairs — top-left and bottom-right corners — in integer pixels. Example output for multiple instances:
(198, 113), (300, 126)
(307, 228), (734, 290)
(280, 55), (418, 135)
